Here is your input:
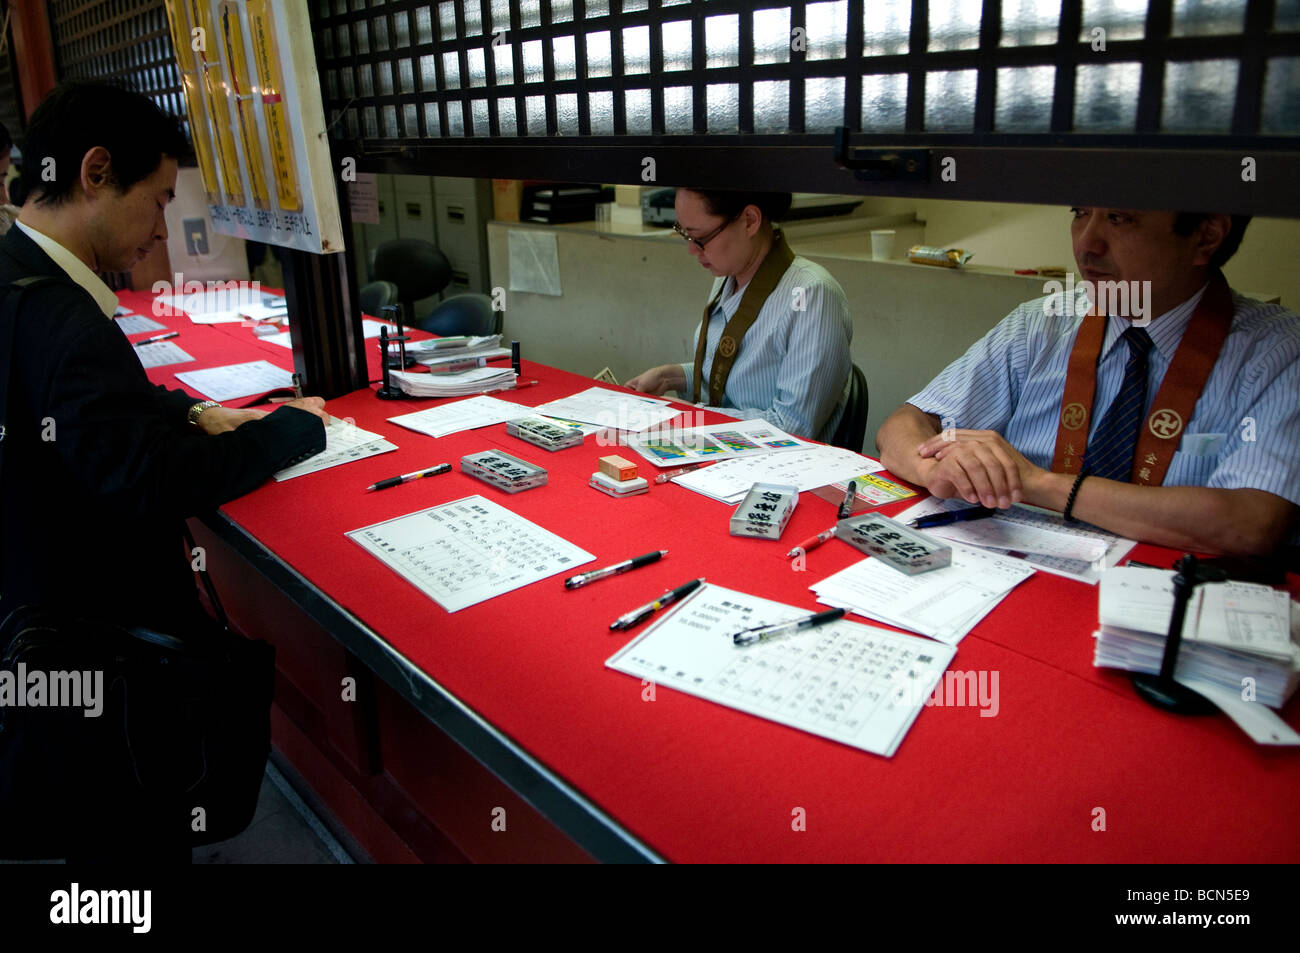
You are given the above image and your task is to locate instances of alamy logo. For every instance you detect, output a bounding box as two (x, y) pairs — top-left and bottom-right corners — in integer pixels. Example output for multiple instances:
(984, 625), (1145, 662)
(50, 883), (151, 933)
(0, 664), (103, 717)
(1042, 274), (1153, 325)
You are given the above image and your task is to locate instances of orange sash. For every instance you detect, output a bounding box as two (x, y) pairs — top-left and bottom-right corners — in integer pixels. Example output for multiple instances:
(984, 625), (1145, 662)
(1050, 274), (1233, 486)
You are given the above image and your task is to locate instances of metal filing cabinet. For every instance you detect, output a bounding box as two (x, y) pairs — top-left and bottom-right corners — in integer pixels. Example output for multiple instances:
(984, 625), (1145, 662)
(433, 176), (492, 296)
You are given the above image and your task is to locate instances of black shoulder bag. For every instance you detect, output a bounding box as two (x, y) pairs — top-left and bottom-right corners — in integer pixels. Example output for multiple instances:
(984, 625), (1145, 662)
(0, 276), (275, 858)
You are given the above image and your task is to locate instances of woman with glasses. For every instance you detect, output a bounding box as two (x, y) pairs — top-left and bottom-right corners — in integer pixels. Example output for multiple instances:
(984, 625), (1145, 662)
(626, 188), (852, 442)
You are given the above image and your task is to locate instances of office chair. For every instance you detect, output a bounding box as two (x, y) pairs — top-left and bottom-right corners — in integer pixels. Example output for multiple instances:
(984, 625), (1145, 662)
(415, 293), (501, 336)
(358, 280), (399, 317)
(371, 239), (453, 327)
(829, 363), (868, 452)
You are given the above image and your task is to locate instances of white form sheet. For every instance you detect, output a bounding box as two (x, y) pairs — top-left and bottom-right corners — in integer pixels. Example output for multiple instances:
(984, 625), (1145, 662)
(133, 340), (195, 369)
(606, 583), (955, 757)
(273, 417), (397, 481)
(387, 395), (537, 438)
(896, 497), (1135, 585)
(531, 386), (680, 433)
(625, 418), (810, 467)
(347, 495), (594, 612)
(174, 361), (294, 401)
(811, 543), (1036, 644)
(114, 313), (166, 334)
(674, 445), (884, 504)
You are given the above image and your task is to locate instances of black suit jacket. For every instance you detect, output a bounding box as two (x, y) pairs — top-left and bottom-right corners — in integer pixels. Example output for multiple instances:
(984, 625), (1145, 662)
(0, 226), (324, 629)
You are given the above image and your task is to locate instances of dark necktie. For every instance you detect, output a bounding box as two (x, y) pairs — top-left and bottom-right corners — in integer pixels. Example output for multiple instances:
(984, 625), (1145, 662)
(1084, 326), (1154, 482)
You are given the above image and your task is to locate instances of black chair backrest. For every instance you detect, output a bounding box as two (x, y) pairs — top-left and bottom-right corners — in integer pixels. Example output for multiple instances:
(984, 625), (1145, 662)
(371, 239), (453, 321)
(829, 363), (869, 451)
(415, 293), (500, 336)
(358, 280), (399, 317)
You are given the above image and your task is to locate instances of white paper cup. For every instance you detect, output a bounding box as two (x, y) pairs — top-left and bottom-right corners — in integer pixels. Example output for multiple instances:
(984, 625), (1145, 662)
(870, 229), (896, 261)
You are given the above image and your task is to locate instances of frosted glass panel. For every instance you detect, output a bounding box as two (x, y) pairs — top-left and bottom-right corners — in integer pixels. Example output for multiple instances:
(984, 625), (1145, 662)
(587, 32), (613, 78)
(442, 52), (459, 89)
(393, 11), (409, 47)
(1080, 0), (1146, 41)
(553, 36), (577, 81)
(1171, 0), (1245, 36)
(462, 2), (482, 37)
(623, 0), (649, 10)
(925, 69), (977, 130)
(663, 21), (693, 72)
(1074, 62), (1141, 130)
(587, 1), (610, 15)
(399, 59), (415, 94)
(706, 15), (740, 68)
(995, 66), (1054, 130)
(807, 1), (848, 60)
(523, 40), (544, 84)
(1261, 58), (1300, 133)
(346, 111), (358, 138)
(341, 70), (354, 97)
(446, 104), (464, 137)
(420, 55), (437, 90)
(416, 8), (432, 44)
(707, 84), (739, 132)
(589, 91), (615, 135)
(403, 103), (417, 135)
(805, 76), (846, 132)
(864, 0), (910, 56)
(754, 8), (792, 65)
(371, 15), (387, 49)
(355, 20), (368, 54)
(556, 94), (579, 135)
(754, 80), (790, 133)
(510, 1), (538, 30)
(624, 26), (652, 75)
(472, 99), (490, 135)
(467, 48), (487, 87)
(928, 0), (982, 51)
(376, 61), (392, 95)
(424, 103), (440, 137)
(1277, 0), (1300, 29)
(663, 0), (690, 5)
(665, 86), (693, 134)
(363, 107), (377, 137)
(383, 105), (397, 137)
(497, 98), (517, 135)
(526, 95), (547, 135)
(1001, 0), (1059, 46)
(336, 25), (350, 56)
(357, 65), (372, 97)
(1162, 60), (1239, 131)
(551, 1), (574, 25)
(861, 73), (907, 132)
(495, 49), (515, 86)
(626, 89), (653, 134)
(437, 2), (456, 40)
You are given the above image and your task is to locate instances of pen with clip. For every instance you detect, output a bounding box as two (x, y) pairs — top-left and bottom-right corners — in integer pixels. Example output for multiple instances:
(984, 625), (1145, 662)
(909, 505), (996, 529)
(609, 577), (704, 631)
(134, 331), (178, 346)
(565, 550), (667, 589)
(788, 527), (836, 559)
(733, 607), (845, 647)
(837, 480), (859, 519)
(365, 463), (451, 492)
(653, 462), (710, 484)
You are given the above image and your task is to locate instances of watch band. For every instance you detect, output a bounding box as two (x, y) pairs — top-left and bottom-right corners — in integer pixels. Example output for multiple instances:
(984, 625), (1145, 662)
(187, 399), (222, 428)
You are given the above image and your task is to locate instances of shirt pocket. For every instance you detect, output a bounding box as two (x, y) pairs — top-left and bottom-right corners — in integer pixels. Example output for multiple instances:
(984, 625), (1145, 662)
(1166, 449), (1220, 488)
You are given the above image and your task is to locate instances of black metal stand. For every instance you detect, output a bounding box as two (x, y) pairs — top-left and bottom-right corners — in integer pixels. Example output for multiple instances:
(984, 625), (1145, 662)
(1132, 554), (1225, 714)
(375, 327), (407, 400)
(382, 304), (416, 370)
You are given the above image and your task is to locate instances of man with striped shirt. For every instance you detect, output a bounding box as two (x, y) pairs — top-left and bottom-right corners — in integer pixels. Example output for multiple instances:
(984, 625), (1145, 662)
(877, 208), (1299, 556)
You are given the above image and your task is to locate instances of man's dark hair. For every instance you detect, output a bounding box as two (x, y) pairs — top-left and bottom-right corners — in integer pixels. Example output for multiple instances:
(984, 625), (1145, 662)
(685, 189), (794, 224)
(1173, 212), (1251, 271)
(23, 80), (187, 206)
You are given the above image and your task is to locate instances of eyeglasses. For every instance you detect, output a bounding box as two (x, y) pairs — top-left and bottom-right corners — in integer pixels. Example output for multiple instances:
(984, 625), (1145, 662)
(672, 213), (739, 251)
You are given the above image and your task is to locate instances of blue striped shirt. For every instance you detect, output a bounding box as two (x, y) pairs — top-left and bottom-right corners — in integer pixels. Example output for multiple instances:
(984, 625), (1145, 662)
(681, 256), (852, 442)
(909, 286), (1300, 517)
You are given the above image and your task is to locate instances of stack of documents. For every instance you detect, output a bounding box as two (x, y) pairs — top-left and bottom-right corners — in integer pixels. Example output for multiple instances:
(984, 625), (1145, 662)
(896, 497), (1136, 584)
(811, 542), (1036, 644)
(387, 395), (537, 438)
(673, 444), (881, 504)
(175, 360), (293, 401)
(606, 583), (956, 757)
(532, 386), (680, 433)
(1095, 567), (1300, 712)
(388, 365), (516, 398)
(404, 334), (506, 365)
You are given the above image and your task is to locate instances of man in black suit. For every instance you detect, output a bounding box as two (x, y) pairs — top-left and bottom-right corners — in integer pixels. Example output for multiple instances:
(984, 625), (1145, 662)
(0, 81), (327, 631)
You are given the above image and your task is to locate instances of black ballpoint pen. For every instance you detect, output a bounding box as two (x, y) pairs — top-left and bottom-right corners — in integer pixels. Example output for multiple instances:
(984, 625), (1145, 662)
(609, 577), (704, 631)
(909, 505), (997, 529)
(837, 480), (858, 519)
(565, 550), (667, 589)
(733, 607), (846, 647)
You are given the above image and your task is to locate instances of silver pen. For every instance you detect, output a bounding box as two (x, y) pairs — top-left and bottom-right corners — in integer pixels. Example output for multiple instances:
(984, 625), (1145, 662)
(565, 550), (667, 590)
(733, 608), (846, 647)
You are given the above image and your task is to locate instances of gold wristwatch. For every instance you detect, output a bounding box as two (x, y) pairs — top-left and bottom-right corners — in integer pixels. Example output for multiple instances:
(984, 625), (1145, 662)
(187, 400), (222, 429)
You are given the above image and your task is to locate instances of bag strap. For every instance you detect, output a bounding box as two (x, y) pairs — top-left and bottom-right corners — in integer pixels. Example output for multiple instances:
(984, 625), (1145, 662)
(182, 522), (230, 631)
